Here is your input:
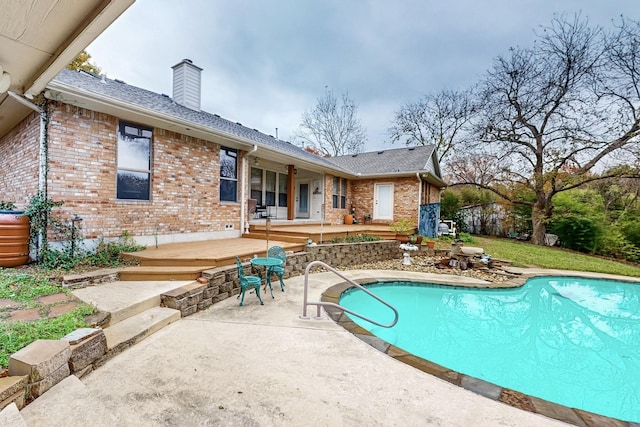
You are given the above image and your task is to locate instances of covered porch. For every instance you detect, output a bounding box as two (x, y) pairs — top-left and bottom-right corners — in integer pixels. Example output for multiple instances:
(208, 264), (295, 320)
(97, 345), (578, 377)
(247, 155), (326, 222)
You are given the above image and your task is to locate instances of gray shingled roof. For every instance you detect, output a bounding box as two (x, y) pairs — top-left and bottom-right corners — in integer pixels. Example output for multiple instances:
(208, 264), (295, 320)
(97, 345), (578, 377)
(327, 145), (436, 176)
(51, 68), (351, 174)
(50, 69), (441, 180)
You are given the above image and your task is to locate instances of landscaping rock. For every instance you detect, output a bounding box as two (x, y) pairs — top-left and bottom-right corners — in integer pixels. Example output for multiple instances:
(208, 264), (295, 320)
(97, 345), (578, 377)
(9, 340), (70, 383)
(0, 376), (27, 410)
(63, 329), (107, 374)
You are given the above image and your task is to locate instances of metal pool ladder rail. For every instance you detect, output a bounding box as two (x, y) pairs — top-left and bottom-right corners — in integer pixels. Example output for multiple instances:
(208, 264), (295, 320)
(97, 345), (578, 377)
(300, 261), (399, 328)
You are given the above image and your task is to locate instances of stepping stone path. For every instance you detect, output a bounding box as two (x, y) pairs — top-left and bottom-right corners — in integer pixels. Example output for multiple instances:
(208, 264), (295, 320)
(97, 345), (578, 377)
(3, 293), (80, 322)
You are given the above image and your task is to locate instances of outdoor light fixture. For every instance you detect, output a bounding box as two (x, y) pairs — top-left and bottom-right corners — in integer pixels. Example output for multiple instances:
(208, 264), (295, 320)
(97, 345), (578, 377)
(70, 214), (83, 257)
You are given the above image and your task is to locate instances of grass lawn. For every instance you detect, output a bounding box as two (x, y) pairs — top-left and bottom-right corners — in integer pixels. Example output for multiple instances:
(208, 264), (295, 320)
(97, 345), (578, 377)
(469, 236), (640, 277)
(0, 270), (95, 368)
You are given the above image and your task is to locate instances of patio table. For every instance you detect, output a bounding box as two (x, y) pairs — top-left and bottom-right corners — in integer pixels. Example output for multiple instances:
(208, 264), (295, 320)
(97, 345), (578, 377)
(250, 257), (283, 298)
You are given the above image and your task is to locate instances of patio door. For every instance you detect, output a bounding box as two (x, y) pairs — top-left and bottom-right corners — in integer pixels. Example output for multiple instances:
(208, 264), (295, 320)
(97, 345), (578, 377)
(295, 180), (310, 218)
(374, 183), (394, 220)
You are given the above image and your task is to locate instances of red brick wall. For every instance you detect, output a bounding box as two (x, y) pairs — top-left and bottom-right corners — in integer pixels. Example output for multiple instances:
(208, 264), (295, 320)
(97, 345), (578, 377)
(351, 176), (434, 224)
(323, 174), (351, 224)
(0, 112), (40, 209)
(40, 102), (241, 242)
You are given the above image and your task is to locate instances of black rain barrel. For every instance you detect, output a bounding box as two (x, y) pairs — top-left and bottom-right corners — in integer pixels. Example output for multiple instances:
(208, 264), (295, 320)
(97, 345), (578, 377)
(0, 210), (30, 268)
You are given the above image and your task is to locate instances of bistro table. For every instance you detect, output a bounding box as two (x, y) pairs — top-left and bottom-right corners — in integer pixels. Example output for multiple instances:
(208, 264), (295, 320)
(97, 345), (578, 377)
(250, 257), (283, 298)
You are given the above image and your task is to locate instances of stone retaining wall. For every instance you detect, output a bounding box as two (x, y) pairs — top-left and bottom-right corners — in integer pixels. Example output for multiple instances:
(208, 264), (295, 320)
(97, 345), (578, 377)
(161, 240), (404, 317)
(62, 268), (120, 289)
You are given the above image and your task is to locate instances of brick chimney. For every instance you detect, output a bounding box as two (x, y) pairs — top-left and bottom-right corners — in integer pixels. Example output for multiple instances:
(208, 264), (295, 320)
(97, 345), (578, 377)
(171, 59), (202, 111)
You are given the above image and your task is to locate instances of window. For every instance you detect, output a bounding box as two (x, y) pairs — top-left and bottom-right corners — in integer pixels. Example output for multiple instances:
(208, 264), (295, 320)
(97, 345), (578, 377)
(250, 167), (263, 205)
(117, 121), (152, 200)
(332, 177), (348, 209)
(220, 148), (238, 202)
(278, 173), (288, 207)
(265, 170), (276, 206)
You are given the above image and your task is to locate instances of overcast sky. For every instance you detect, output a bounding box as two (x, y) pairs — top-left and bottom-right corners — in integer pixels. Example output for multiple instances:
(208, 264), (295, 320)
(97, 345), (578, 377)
(87, 0), (638, 152)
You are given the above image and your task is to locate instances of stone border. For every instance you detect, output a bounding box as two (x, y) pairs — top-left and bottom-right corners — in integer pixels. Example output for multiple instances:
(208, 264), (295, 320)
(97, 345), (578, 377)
(320, 276), (638, 427)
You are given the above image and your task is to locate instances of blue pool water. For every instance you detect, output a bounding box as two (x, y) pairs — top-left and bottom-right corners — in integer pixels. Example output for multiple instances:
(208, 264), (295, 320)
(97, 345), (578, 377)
(339, 277), (640, 422)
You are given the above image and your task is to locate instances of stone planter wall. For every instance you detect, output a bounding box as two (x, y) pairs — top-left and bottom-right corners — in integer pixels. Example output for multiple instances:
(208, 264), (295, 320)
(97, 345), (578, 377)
(162, 240), (404, 317)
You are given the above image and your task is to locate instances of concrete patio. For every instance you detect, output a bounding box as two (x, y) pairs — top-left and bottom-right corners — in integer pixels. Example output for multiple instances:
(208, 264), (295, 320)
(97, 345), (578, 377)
(18, 270), (572, 427)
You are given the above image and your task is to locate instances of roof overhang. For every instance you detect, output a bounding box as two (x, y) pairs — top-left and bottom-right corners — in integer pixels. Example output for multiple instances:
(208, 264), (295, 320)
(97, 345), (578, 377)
(350, 171), (447, 187)
(0, 0), (135, 137)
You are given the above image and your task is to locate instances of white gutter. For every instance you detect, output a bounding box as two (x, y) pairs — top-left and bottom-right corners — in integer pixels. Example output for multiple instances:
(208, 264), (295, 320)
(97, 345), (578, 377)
(8, 91), (47, 195)
(416, 172), (422, 228)
(242, 145), (258, 234)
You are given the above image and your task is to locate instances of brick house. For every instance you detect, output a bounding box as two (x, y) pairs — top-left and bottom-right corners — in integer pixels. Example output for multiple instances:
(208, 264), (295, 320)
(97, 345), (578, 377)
(0, 60), (445, 247)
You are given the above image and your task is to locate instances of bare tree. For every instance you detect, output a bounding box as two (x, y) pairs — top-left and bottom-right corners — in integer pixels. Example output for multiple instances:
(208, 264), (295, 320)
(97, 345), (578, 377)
(457, 15), (640, 245)
(388, 89), (476, 165)
(297, 88), (366, 156)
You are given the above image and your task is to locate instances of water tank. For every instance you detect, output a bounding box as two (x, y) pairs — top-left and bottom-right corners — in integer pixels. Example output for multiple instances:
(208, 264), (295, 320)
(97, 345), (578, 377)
(0, 210), (30, 268)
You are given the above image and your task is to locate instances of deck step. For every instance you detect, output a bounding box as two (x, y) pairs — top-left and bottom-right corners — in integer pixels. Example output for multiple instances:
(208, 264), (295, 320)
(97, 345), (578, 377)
(103, 306), (180, 352)
(119, 266), (213, 280)
(242, 232), (309, 243)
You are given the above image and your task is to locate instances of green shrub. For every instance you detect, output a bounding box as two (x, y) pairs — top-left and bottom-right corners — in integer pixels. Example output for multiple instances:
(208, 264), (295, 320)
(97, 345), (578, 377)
(327, 234), (382, 243)
(0, 201), (16, 210)
(551, 216), (602, 253)
(621, 220), (640, 248)
(439, 232), (474, 243)
(86, 233), (145, 267)
(598, 230), (640, 263)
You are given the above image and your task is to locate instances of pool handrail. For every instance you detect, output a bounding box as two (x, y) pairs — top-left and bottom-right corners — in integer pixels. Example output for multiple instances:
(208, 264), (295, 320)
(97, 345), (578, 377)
(300, 260), (399, 328)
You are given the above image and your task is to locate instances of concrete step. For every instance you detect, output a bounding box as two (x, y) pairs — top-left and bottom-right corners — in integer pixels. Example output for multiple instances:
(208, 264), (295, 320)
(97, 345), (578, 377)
(20, 375), (118, 426)
(72, 280), (193, 326)
(119, 265), (213, 281)
(0, 403), (27, 427)
(103, 306), (180, 353)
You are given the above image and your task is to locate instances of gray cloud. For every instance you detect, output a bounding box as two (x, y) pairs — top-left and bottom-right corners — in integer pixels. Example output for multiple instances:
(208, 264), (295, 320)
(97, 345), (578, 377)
(88, 0), (638, 151)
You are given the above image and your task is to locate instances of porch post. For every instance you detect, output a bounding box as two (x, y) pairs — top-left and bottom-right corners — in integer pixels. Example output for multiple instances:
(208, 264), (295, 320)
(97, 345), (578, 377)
(287, 164), (295, 220)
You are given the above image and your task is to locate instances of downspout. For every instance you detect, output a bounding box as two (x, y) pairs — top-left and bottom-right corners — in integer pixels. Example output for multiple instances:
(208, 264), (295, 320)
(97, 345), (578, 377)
(8, 92), (47, 194)
(9, 91), (48, 257)
(242, 145), (258, 234)
(416, 172), (422, 234)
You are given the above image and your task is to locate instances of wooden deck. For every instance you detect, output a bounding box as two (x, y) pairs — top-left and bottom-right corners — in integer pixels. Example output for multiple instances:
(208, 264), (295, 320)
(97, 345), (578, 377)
(120, 223), (398, 280)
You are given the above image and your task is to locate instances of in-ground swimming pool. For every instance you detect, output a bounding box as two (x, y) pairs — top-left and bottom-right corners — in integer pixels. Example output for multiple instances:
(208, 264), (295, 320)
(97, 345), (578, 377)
(339, 276), (640, 422)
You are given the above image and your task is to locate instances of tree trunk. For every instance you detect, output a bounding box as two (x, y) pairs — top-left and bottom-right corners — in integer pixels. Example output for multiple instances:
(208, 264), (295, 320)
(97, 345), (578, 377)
(530, 203), (548, 245)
